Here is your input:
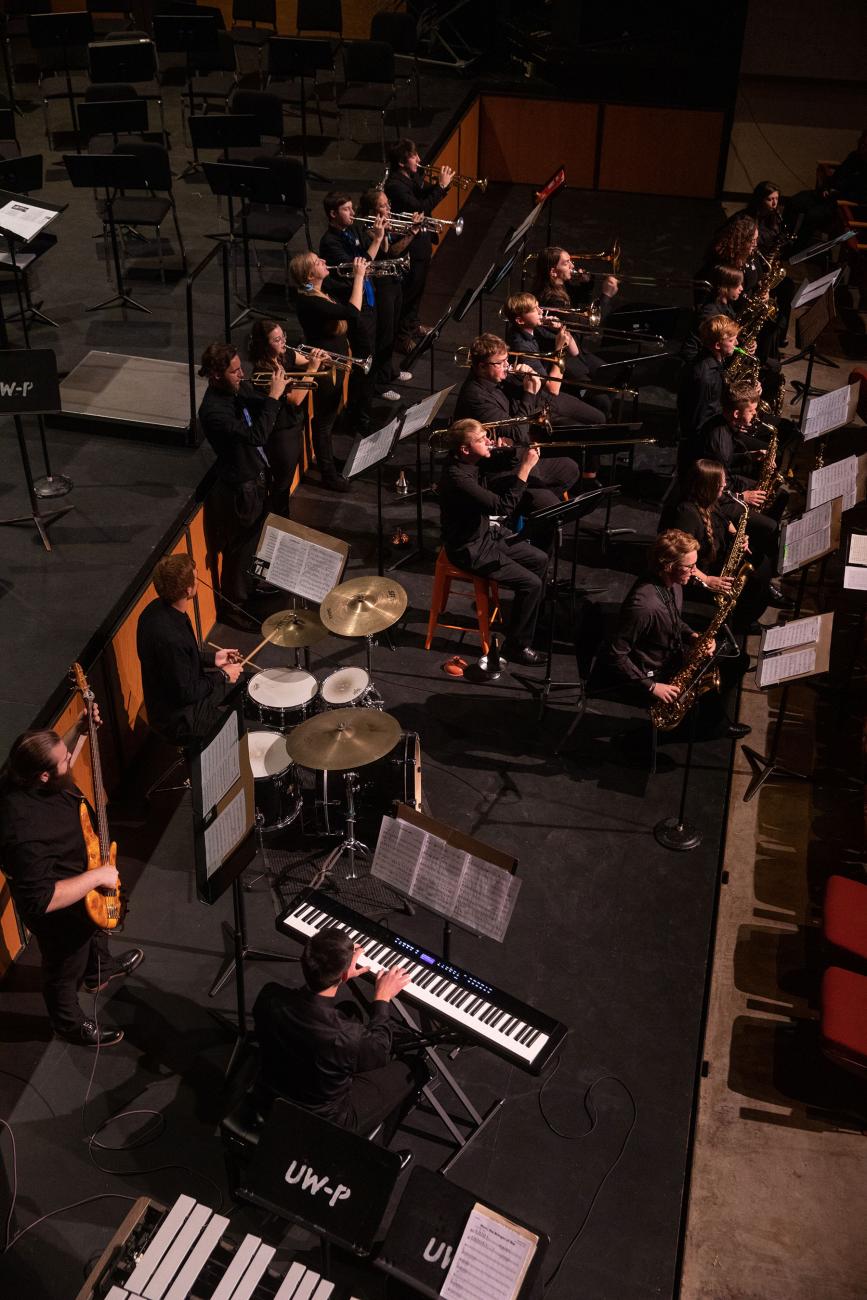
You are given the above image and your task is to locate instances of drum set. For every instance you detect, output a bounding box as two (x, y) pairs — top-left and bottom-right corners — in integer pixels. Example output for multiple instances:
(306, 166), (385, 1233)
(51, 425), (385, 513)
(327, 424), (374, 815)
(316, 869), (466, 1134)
(242, 577), (422, 865)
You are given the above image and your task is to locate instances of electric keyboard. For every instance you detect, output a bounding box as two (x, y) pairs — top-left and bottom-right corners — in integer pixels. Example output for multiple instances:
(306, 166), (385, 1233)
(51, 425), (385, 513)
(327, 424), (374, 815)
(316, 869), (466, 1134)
(77, 1194), (356, 1300)
(275, 891), (567, 1074)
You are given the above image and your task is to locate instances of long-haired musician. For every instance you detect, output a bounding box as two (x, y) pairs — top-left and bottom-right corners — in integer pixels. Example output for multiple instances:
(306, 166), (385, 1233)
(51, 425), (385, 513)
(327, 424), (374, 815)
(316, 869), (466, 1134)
(247, 319), (325, 512)
(0, 723), (143, 1046)
(698, 215), (760, 299)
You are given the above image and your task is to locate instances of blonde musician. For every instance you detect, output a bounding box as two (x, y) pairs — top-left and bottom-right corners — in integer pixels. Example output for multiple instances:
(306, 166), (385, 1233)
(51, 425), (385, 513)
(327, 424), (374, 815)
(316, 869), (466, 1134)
(503, 292), (606, 429)
(0, 720), (143, 1047)
(247, 320), (326, 512)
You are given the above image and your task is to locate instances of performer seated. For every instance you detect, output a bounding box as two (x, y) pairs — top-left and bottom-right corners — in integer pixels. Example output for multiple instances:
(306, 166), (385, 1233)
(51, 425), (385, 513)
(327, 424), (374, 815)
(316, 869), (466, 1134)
(697, 215), (760, 301)
(529, 246), (616, 411)
(357, 186), (419, 397)
(247, 319), (326, 513)
(453, 333), (580, 512)
(252, 929), (425, 1140)
(598, 529), (750, 740)
(736, 181), (788, 259)
(198, 341), (291, 608)
(383, 138), (454, 349)
(503, 292), (606, 428)
(787, 130), (867, 251)
(137, 553), (244, 749)
(0, 721), (143, 1046)
(680, 267), (744, 362)
(438, 419), (548, 664)
(677, 315), (740, 446)
(660, 459), (773, 631)
(319, 191), (385, 415)
(290, 248), (368, 485)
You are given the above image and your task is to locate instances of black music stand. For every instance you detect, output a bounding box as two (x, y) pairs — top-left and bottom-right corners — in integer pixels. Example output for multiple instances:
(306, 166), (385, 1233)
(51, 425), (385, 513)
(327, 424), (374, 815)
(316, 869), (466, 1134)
(75, 97), (149, 151)
(388, 379), (454, 572)
(28, 10), (95, 150)
(190, 115), (259, 240)
(153, 12), (220, 176)
(0, 349), (73, 552)
(267, 36), (332, 182)
(201, 160), (276, 327)
(63, 152), (150, 313)
(343, 413), (403, 575)
(787, 276), (840, 416)
(0, 177), (63, 341)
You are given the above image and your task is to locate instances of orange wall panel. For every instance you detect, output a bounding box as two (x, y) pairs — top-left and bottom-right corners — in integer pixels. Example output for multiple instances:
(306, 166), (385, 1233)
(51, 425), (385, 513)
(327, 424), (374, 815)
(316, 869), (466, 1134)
(429, 129), (460, 258)
(599, 105), (723, 198)
(457, 98), (481, 211)
(479, 96), (597, 188)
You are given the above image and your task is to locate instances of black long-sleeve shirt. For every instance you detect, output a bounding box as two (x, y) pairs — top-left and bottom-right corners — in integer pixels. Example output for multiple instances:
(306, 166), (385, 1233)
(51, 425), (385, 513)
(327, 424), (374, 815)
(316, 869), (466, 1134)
(383, 168), (448, 262)
(604, 576), (692, 688)
(438, 455), (525, 568)
(677, 353), (725, 438)
(694, 414), (757, 492)
(198, 382), (279, 487)
(136, 599), (220, 736)
(253, 981), (394, 1128)
(660, 498), (730, 572)
(680, 301), (738, 363)
(295, 287), (363, 358)
(453, 374), (542, 441)
(0, 783), (92, 930)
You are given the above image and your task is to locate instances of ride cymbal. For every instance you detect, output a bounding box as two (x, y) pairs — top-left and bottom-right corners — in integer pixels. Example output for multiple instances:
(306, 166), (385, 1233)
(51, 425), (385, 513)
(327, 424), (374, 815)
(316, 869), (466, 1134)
(286, 709), (402, 770)
(320, 576), (408, 638)
(261, 608), (328, 648)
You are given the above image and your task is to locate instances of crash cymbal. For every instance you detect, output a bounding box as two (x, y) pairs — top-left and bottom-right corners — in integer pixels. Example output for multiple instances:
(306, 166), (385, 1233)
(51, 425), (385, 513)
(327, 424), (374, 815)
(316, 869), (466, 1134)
(261, 608), (328, 648)
(320, 576), (408, 638)
(286, 709), (402, 770)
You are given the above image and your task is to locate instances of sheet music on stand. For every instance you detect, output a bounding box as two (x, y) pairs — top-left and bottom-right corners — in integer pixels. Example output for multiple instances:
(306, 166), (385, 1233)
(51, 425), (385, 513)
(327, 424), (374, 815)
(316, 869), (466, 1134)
(756, 612), (834, 688)
(397, 385), (454, 440)
(191, 700), (256, 903)
(779, 499), (841, 575)
(844, 531), (867, 590)
(371, 805), (520, 943)
(807, 455), (858, 512)
(255, 513), (348, 603)
(802, 381), (860, 442)
(0, 194), (61, 242)
(441, 1203), (539, 1300)
(342, 414), (402, 479)
(791, 267), (841, 311)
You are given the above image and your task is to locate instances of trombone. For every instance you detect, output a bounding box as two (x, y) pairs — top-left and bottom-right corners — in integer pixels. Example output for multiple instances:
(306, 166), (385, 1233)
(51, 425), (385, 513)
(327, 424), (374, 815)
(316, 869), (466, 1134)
(326, 254), (410, 278)
(295, 343), (373, 374)
(537, 306), (665, 347)
(421, 164), (488, 193)
(523, 239), (621, 274)
(392, 211), (465, 237)
(428, 410), (551, 451)
(504, 347), (637, 397)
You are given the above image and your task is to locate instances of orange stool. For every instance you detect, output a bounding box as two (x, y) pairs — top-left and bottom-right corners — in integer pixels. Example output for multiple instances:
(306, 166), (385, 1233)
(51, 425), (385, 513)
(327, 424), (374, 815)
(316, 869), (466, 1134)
(425, 548), (500, 654)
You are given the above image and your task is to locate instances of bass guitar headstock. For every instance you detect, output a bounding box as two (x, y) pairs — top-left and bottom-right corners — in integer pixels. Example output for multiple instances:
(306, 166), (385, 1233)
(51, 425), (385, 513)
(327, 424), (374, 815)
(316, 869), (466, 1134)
(70, 661), (95, 706)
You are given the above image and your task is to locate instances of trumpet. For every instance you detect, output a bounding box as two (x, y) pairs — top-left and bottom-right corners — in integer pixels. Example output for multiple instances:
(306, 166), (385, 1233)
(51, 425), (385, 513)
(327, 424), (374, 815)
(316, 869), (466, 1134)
(295, 343), (373, 374)
(326, 254), (410, 279)
(421, 164), (488, 193)
(250, 371), (318, 390)
(392, 211), (465, 237)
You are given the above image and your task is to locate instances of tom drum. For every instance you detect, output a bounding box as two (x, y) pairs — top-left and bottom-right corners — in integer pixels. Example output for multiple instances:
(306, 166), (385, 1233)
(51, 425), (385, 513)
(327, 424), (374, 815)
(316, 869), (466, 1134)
(246, 667), (318, 732)
(318, 666), (380, 710)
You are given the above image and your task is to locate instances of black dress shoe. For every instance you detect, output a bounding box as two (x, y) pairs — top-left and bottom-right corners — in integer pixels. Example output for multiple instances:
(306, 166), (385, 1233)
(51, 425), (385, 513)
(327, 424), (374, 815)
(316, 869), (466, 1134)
(724, 722), (752, 740)
(503, 643), (543, 665)
(83, 947), (144, 993)
(57, 1020), (124, 1047)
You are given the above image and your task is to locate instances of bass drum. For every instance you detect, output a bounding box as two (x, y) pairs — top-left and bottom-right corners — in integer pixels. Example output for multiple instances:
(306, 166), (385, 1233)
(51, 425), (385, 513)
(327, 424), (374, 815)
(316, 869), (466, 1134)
(245, 667), (319, 732)
(313, 732), (422, 836)
(246, 729), (303, 831)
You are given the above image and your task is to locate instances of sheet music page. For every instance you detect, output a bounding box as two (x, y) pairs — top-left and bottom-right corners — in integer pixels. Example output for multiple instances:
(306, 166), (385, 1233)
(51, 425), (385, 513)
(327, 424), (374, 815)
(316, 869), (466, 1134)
(791, 268), (839, 309)
(441, 1203), (538, 1300)
(204, 788), (248, 877)
(371, 815), (426, 894)
(411, 837), (468, 915)
(267, 532), (344, 603)
(0, 200), (56, 241)
(757, 647), (817, 688)
(803, 383), (857, 441)
(807, 456), (857, 511)
(199, 709), (240, 813)
(780, 502), (833, 574)
(849, 534), (867, 565)
(257, 523), (281, 565)
(762, 616), (819, 653)
(455, 856), (521, 943)
(398, 386), (454, 439)
(346, 418), (400, 477)
(844, 564), (867, 591)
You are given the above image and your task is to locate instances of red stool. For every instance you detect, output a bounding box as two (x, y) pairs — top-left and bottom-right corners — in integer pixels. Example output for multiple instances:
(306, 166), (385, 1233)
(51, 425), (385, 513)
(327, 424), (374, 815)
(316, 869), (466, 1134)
(820, 966), (867, 1080)
(823, 875), (867, 962)
(425, 547), (500, 655)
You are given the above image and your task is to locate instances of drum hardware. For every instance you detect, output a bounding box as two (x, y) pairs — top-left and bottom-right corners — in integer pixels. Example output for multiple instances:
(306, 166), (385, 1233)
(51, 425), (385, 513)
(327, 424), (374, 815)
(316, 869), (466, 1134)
(390, 527), (410, 546)
(245, 729), (304, 832)
(261, 606), (328, 649)
(395, 469), (410, 494)
(319, 664), (383, 712)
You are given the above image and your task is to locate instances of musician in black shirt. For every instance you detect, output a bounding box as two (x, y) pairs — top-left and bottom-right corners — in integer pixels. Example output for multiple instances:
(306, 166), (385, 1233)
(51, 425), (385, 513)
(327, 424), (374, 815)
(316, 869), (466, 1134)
(529, 247), (616, 406)
(680, 267), (743, 363)
(137, 553), (244, 748)
(503, 292), (606, 428)
(253, 928), (423, 1137)
(319, 191), (386, 411)
(246, 319), (326, 512)
(384, 138), (454, 347)
(0, 724), (143, 1046)
(677, 314), (740, 445)
(697, 216), (760, 300)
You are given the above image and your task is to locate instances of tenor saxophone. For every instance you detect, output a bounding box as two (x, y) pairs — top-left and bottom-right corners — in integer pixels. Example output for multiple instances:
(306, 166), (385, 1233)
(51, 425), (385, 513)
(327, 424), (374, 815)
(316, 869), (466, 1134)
(714, 502), (749, 607)
(650, 564), (752, 731)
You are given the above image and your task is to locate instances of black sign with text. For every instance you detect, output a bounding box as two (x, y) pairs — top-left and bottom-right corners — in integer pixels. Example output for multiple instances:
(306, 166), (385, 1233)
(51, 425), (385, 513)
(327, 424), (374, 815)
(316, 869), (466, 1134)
(0, 349), (61, 414)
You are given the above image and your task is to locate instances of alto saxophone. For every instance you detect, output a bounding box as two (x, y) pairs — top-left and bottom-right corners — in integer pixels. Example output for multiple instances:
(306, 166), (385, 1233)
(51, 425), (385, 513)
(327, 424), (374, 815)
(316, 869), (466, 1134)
(714, 501), (749, 607)
(650, 564), (752, 731)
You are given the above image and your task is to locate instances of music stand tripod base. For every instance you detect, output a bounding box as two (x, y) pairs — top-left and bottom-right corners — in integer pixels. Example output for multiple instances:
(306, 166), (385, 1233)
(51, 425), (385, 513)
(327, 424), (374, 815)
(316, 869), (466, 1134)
(741, 744), (809, 803)
(653, 815), (702, 851)
(34, 474), (74, 498)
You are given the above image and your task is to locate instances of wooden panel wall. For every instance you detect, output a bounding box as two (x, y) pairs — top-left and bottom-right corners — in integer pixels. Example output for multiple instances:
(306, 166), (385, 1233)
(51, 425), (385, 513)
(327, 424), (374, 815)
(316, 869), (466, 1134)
(598, 105), (724, 198)
(457, 97), (480, 210)
(479, 96), (598, 188)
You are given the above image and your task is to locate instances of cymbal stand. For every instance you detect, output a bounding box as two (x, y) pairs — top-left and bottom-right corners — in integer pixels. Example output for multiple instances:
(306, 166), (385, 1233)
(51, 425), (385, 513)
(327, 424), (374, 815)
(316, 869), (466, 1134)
(317, 772), (371, 886)
(363, 634), (386, 708)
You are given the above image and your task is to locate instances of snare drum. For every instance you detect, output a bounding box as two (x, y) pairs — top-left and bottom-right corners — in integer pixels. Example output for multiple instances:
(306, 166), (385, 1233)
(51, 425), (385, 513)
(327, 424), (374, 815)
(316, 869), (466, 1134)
(246, 667), (318, 732)
(246, 729), (303, 830)
(318, 666), (380, 710)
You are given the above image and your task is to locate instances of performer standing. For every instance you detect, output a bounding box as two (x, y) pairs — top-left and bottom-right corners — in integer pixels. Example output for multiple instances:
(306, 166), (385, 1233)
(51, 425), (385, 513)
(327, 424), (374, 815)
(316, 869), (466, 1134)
(438, 419), (547, 664)
(319, 191), (387, 410)
(246, 320), (326, 513)
(197, 341), (290, 609)
(252, 929), (424, 1138)
(0, 721), (143, 1046)
(137, 553), (244, 748)
(357, 186), (418, 396)
(384, 138), (454, 349)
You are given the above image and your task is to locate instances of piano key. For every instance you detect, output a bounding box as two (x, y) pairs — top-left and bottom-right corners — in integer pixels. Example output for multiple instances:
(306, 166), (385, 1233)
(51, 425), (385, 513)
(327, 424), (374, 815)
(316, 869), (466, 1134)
(125, 1195), (198, 1293)
(164, 1212), (230, 1300)
(143, 1202), (213, 1299)
(208, 1233), (266, 1300)
(106, 1288), (131, 1300)
(311, 1281), (335, 1299)
(272, 1260), (309, 1298)
(229, 1242), (278, 1300)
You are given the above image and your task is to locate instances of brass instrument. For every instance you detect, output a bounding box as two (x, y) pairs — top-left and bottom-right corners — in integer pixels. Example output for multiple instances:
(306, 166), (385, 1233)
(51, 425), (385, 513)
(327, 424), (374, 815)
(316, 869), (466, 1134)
(536, 306), (665, 347)
(296, 343), (373, 374)
(528, 436), (657, 449)
(392, 211), (465, 237)
(428, 411), (551, 451)
(523, 240), (621, 274)
(326, 254), (410, 278)
(250, 371), (319, 390)
(650, 564), (752, 731)
(421, 164), (488, 193)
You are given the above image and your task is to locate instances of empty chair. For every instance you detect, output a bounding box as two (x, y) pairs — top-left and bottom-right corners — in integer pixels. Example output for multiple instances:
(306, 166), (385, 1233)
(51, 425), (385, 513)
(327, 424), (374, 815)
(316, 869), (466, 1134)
(229, 0), (278, 76)
(78, 84), (148, 152)
(264, 35), (326, 135)
(0, 109), (20, 162)
(108, 140), (186, 281)
(295, 0), (342, 92)
(820, 966), (867, 1082)
(229, 89), (285, 157)
(241, 154), (311, 297)
(88, 35), (165, 141)
(335, 39), (397, 163)
(85, 0), (135, 36)
(30, 9), (94, 147)
(189, 29), (239, 115)
(823, 875), (867, 965)
(370, 10), (420, 117)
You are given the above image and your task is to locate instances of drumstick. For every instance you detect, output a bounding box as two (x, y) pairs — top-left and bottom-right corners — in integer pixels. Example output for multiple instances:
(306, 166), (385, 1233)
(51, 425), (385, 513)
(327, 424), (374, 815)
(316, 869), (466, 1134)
(207, 639), (267, 672)
(239, 632), (276, 667)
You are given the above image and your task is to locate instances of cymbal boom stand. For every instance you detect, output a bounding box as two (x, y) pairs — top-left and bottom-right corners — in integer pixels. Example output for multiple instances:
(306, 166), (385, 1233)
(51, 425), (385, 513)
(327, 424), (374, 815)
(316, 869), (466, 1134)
(317, 772), (371, 887)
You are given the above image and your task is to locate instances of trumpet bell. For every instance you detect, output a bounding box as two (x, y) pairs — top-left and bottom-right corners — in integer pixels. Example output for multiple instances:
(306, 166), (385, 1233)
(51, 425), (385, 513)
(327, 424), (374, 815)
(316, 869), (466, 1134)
(454, 216), (464, 237)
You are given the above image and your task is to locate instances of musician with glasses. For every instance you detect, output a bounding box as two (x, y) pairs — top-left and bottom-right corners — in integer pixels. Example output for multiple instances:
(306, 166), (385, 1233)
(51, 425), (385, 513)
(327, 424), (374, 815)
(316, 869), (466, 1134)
(384, 138), (454, 349)
(247, 319), (327, 513)
(503, 292), (606, 429)
(252, 928), (425, 1140)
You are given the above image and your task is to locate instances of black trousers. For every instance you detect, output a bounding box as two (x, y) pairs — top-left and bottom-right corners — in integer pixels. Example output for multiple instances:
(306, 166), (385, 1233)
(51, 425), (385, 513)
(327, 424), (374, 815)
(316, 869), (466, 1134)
(310, 371), (342, 475)
(265, 413), (303, 514)
(348, 1057), (424, 1138)
(372, 279), (402, 387)
(206, 478), (267, 606)
(486, 456), (579, 548)
(548, 388), (606, 427)
(161, 673), (237, 750)
(397, 253), (430, 334)
(450, 536), (548, 647)
(33, 912), (121, 1034)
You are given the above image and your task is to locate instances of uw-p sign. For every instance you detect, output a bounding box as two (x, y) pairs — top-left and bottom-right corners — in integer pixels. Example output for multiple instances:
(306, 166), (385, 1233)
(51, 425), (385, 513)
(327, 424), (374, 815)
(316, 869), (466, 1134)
(0, 350), (61, 414)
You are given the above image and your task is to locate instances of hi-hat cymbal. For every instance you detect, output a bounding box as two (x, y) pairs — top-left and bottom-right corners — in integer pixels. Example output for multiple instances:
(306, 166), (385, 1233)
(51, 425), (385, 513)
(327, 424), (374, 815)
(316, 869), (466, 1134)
(286, 709), (402, 770)
(320, 576), (408, 638)
(261, 608), (328, 648)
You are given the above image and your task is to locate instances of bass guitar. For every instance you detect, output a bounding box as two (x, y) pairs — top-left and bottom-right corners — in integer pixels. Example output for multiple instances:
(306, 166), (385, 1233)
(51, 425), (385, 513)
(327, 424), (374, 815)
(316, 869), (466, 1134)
(70, 662), (126, 930)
